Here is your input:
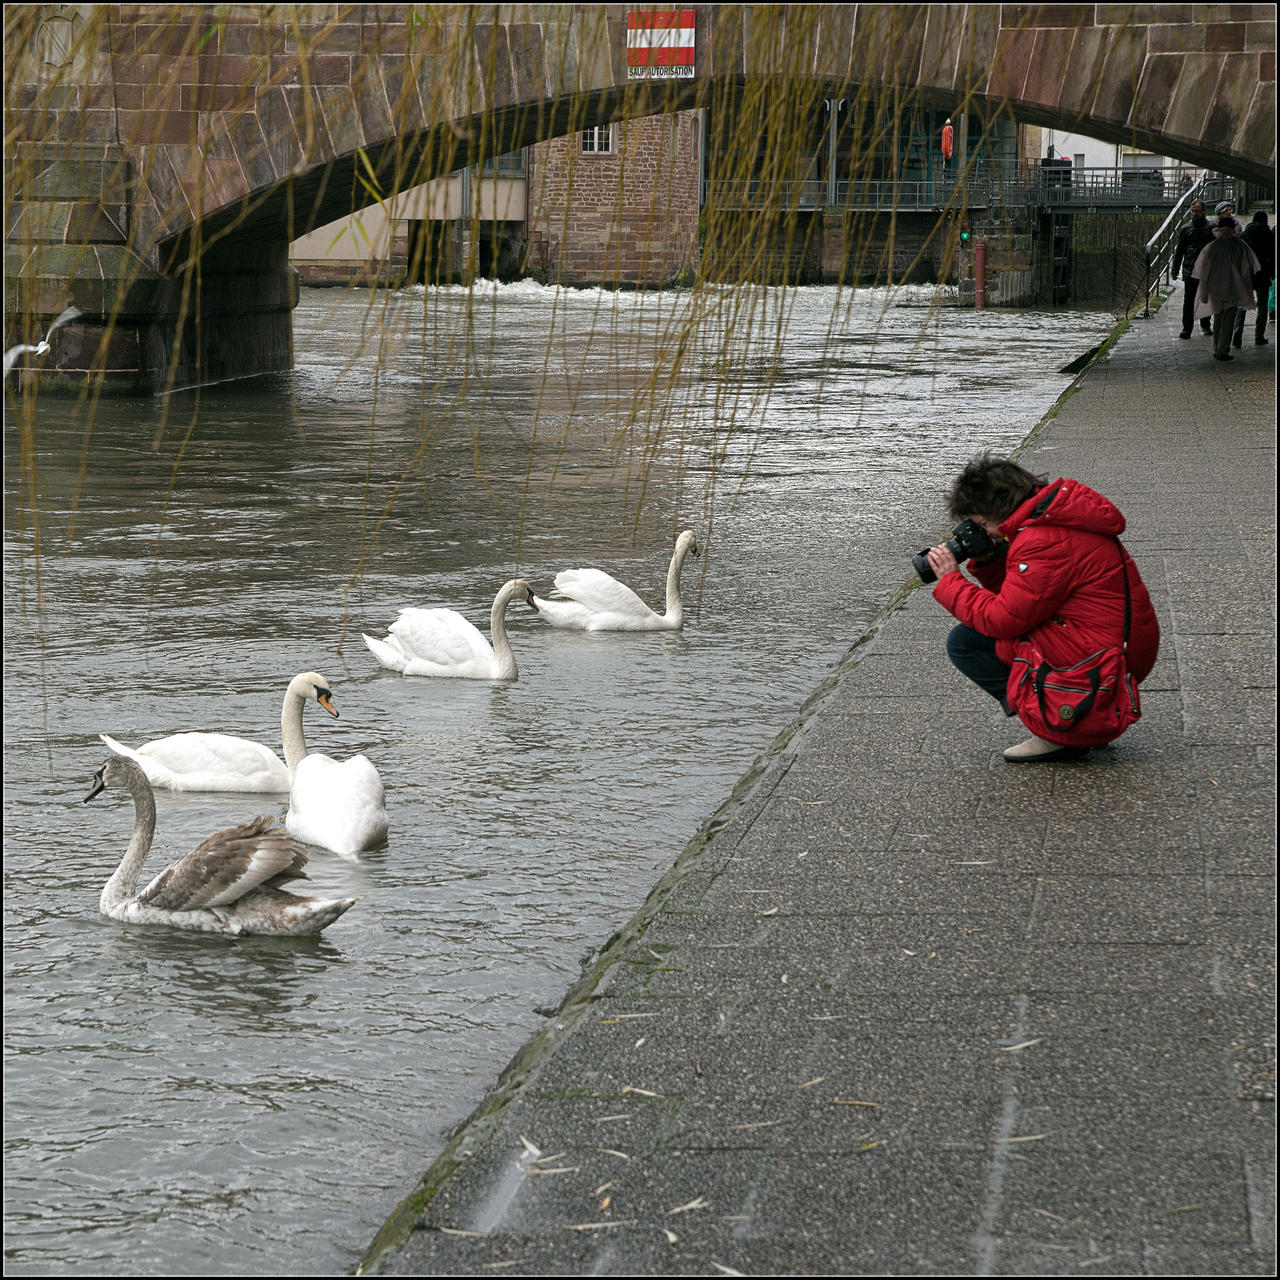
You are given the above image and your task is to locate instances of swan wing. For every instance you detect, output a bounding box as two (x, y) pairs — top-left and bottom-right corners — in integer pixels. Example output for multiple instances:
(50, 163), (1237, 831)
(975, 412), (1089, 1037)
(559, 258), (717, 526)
(222, 887), (358, 935)
(553, 568), (657, 620)
(389, 607), (496, 669)
(530, 593), (596, 629)
(287, 753), (389, 855)
(99, 731), (290, 792)
(363, 632), (408, 672)
(137, 816), (310, 910)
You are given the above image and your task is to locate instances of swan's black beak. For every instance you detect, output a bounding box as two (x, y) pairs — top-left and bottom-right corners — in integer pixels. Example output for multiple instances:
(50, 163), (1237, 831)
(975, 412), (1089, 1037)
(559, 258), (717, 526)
(525, 589), (539, 612)
(317, 690), (339, 718)
(84, 768), (106, 803)
(691, 544), (701, 558)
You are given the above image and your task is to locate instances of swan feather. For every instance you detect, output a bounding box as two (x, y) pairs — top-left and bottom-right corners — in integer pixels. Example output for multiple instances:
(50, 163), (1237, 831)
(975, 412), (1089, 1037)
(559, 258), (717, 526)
(99, 731), (290, 793)
(391, 607), (496, 670)
(551, 568), (657, 621)
(137, 815), (309, 910)
(286, 752), (388, 856)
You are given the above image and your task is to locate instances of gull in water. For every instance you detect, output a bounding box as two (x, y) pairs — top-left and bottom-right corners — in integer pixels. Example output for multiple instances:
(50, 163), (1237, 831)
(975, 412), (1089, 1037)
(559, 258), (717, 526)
(4, 306), (83, 380)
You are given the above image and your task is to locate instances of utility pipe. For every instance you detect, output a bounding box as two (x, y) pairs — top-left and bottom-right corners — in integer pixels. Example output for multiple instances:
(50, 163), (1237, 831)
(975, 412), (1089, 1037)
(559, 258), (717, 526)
(975, 240), (986, 308)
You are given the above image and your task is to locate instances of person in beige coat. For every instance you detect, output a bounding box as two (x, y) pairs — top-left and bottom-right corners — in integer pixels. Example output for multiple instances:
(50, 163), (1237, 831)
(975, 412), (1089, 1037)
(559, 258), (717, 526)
(1193, 201), (1262, 361)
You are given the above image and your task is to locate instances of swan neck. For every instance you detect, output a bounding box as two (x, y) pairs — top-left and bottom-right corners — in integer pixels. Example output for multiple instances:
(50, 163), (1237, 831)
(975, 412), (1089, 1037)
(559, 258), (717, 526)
(489, 583), (518, 675)
(101, 768), (156, 910)
(281, 687), (308, 772)
(665, 545), (688, 620)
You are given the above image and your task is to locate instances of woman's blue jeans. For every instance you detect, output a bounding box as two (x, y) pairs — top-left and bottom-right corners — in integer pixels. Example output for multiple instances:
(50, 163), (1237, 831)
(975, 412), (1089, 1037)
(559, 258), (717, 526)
(946, 623), (1014, 715)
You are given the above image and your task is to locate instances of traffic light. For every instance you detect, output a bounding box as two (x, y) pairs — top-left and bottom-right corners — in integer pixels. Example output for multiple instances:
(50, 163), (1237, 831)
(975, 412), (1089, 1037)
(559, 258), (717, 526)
(959, 221), (970, 242)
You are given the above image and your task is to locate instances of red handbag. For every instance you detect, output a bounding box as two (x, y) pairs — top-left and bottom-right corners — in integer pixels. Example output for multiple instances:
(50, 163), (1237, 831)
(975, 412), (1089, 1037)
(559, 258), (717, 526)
(1007, 539), (1142, 748)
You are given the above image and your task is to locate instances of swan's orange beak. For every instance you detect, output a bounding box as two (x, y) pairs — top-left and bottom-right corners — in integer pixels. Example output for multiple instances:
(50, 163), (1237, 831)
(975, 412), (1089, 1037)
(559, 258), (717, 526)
(525, 589), (539, 612)
(317, 691), (339, 718)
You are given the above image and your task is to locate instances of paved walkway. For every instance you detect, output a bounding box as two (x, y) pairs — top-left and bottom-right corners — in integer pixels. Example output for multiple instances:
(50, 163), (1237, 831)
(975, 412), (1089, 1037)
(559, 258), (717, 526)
(360, 293), (1275, 1277)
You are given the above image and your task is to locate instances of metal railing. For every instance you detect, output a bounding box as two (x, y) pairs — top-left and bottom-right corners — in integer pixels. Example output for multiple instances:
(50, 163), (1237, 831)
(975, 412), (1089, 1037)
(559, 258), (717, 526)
(703, 163), (1202, 215)
(702, 178), (827, 209)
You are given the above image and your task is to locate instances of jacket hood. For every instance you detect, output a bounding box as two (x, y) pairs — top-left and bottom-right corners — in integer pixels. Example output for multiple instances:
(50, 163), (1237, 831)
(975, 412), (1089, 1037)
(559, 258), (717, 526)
(1212, 220), (1241, 238)
(1000, 477), (1126, 539)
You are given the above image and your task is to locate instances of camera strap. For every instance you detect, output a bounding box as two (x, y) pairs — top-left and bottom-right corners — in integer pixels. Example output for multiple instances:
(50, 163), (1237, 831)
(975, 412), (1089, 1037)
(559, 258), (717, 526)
(1115, 537), (1132, 654)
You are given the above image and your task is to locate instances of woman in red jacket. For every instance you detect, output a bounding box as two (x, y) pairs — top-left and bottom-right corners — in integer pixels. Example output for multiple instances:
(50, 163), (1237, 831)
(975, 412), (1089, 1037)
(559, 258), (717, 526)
(927, 454), (1160, 763)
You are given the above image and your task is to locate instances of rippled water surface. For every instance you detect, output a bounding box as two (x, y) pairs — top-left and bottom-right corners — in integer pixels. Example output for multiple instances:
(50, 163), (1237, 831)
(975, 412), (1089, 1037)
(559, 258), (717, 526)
(3, 283), (1116, 1274)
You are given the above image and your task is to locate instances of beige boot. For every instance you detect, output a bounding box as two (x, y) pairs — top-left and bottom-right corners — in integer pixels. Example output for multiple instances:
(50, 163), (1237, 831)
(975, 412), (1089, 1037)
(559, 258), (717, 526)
(1003, 735), (1089, 764)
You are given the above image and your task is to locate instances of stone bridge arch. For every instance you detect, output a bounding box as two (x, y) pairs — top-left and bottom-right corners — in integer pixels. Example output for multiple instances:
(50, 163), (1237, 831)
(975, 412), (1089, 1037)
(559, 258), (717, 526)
(6, 3), (1275, 391)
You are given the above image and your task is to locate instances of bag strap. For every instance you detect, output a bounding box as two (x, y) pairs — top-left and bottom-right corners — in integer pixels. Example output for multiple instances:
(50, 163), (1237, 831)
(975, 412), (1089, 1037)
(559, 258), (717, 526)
(1114, 537), (1132, 652)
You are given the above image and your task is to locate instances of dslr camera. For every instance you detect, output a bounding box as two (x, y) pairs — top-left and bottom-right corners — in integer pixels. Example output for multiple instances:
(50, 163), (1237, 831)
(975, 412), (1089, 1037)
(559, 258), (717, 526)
(912, 518), (1001, 584)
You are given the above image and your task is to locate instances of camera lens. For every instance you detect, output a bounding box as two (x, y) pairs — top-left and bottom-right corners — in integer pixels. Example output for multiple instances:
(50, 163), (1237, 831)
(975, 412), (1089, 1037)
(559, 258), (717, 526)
(912, 550), (936, 584)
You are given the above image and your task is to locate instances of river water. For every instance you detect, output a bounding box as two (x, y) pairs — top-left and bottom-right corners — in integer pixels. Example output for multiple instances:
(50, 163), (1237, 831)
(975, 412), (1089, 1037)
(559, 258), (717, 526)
(3, 282), (1115, 1274)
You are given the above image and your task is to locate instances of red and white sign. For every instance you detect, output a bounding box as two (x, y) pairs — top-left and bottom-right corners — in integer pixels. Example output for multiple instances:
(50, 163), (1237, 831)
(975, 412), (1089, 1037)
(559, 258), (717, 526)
(627, 10), (695, 79)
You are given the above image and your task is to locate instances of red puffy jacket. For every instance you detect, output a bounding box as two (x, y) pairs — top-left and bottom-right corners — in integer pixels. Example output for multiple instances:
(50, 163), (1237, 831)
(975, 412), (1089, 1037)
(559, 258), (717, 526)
(932, 478), (1160, 682)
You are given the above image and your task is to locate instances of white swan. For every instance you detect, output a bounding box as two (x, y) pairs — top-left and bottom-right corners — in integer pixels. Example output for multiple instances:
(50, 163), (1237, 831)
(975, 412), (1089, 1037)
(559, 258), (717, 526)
(84, 756), (357, 935)
(362, 578), (538, 680)
(281, 671), (389, 856)
(531, 530), (700, 631)
(98, 728), (291, 794)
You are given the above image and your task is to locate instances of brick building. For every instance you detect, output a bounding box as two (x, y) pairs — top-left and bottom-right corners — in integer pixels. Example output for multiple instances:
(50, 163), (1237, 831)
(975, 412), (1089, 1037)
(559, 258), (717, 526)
(291, 110), (703, 289)
(524, 112), (702, 287)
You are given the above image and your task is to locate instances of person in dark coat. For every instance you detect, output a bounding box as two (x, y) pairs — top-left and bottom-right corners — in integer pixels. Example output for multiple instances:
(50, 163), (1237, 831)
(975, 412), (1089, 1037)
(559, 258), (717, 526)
(1232, 210), (1274, 347)
(927, 454), (1160, 763)
(1170, 199), (1216, 338)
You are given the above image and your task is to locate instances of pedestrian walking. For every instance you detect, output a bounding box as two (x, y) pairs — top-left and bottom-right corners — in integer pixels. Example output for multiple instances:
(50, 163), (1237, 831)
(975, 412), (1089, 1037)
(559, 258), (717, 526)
(1193, 201), (1262, 362)
(1171, 199), (1216, 338)
(1231, 210), (1274, 347)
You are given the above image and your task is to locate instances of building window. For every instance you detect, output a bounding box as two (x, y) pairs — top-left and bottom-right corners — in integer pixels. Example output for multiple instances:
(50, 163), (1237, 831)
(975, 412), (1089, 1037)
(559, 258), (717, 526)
(582, 126), (614, 154)
(480, 149), (526, 176)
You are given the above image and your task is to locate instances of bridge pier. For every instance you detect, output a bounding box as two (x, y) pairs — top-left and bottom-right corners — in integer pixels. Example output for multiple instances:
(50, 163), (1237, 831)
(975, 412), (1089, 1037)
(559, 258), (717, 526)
(5, 143), (296, 393)
(5, 241), (297, 396)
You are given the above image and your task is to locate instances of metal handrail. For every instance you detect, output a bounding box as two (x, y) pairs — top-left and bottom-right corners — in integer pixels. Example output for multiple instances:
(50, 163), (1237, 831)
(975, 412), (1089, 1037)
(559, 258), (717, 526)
(701, 164), (1200, 215)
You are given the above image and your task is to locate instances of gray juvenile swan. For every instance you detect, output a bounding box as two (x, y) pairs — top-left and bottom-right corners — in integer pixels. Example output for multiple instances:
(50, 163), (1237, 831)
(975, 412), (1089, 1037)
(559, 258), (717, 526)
(531, 530), (700, 630)
(84, 756), (357, 935)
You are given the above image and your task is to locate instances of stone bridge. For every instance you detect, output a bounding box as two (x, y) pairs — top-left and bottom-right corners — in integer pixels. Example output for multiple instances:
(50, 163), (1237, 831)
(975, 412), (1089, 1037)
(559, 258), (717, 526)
(5, 3), (1275, 391)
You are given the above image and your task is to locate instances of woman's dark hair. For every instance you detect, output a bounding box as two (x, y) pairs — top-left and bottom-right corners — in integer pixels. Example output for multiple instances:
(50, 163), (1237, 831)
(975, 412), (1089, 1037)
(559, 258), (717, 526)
(946, 453), (1046, 522)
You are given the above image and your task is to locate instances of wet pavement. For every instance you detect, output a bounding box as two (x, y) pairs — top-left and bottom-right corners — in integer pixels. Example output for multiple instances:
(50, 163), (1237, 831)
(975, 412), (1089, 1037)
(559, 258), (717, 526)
(358, 290), (1275, 1277)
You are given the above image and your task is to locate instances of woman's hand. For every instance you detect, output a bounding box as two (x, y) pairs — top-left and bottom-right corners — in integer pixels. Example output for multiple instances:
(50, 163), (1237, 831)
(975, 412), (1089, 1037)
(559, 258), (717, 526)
(927, 543), (961, 578)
